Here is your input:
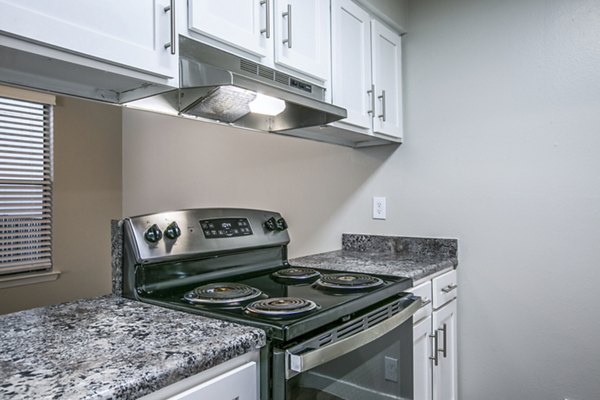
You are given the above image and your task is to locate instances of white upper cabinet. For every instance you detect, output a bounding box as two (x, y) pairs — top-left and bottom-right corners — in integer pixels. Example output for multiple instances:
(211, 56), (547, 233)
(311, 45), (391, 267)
(330, 0), (403, 140)
(371, 20), (403, 138)
(331, 0), (372, 130)
(186, 0), (330, 82)
(0, 0), (178, 79)
(273, 0), (331, 81)
(188, 0), (269, 58)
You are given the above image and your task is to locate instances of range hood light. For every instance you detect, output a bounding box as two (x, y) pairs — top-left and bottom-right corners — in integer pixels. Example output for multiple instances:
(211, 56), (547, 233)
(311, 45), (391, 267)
(248, 93), (286, 116)
(171, 37), (347, 131)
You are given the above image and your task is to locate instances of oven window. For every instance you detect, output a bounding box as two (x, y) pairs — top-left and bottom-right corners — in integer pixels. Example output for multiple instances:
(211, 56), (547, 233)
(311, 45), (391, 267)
(278, 320), (413, 400)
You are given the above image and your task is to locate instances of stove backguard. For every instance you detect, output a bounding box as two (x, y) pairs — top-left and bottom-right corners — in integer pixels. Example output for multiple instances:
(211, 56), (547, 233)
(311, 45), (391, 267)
(125, 246), (286, 298)
(122, 208), (290, 299)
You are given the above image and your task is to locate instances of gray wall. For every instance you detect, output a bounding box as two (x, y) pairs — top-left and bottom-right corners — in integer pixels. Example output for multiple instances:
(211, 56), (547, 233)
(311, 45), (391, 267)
(122, 0), (600, 398)
(0, 96), (122, 314)
(402, 0), (600, 398)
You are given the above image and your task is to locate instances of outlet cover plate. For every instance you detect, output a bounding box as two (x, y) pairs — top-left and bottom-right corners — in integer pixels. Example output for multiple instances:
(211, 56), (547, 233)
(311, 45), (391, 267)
(373, 197), (386, 219)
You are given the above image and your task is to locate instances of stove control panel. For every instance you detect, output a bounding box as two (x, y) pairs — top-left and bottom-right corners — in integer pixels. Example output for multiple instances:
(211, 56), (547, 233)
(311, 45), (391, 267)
(124, 208), (290, 263)
(200, 218), (253, 238)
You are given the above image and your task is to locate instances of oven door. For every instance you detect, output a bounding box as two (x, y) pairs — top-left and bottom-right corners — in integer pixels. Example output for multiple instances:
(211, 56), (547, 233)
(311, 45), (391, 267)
(271, 294), (420, 400)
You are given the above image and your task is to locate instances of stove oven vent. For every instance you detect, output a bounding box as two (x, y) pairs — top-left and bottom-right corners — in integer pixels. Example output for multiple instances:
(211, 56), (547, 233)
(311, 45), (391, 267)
(312, 296), (411, 350)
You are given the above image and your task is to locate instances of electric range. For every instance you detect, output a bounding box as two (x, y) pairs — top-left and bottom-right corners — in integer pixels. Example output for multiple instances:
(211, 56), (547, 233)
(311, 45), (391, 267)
(121, 208), (419, 400)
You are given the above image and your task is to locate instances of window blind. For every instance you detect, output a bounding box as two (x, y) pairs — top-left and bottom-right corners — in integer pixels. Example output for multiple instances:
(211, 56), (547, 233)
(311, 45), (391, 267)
(0, 95), (53, 276)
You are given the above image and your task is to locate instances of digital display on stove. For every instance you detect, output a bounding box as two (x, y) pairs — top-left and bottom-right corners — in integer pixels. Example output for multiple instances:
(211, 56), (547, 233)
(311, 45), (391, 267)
(200, 218), (253, 239)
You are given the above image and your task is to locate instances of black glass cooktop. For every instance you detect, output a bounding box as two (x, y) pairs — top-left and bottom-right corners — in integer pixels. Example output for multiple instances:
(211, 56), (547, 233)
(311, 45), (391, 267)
(139, 265), (412, 342)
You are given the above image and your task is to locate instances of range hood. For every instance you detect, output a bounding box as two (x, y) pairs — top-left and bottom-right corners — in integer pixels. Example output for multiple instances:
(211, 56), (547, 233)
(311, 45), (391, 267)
(164, 36), (347, 132)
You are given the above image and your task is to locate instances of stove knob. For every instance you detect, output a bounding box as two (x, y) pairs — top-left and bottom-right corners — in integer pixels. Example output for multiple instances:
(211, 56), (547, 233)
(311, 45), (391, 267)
(264, 217), (277, 231)
(164, 221), (181, 240)
(144, 224), (163, 243)
(276, 218), (288, 231)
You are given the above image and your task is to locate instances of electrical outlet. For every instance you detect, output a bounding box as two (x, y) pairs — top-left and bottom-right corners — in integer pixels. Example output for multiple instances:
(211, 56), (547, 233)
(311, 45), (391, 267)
(384, 356), (398, 382)
(373, 197), (386, 219)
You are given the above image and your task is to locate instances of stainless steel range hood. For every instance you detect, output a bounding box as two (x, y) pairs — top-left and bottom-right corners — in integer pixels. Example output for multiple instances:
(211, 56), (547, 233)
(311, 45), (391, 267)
(171, 36), (346, 132)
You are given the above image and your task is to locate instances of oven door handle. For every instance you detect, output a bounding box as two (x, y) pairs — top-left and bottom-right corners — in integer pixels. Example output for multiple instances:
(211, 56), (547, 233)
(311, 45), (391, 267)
(285, 298), (421, 379)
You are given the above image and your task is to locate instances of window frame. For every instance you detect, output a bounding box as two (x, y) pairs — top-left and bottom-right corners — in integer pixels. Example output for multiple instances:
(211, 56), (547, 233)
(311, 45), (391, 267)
(0, 85), (58, 288)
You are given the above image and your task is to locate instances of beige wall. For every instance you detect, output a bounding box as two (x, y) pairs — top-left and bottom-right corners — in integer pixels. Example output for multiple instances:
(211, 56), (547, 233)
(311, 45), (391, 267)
(0, 96), (122, 314)
(122, 109), (399, 258)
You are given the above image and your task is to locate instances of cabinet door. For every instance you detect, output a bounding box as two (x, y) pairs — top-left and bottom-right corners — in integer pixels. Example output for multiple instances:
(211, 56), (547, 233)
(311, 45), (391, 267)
(273, 0), (330, 81)
(168, 362), (257, 400)
(432, 300), (457, 400)
(0, 0), (177, 78)
(414, 316), (433, 400)
(371, 19), (403, 138)
(188, 0), (269, 57)
(331, 0), (372, 130)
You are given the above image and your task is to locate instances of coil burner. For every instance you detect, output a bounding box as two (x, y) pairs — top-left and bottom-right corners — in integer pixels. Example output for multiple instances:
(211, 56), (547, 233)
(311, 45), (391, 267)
(245, 297), (319, 317)
(184, 282), (262, 305)
(271, 267), (321, 282)
(315, 273), (384, 291)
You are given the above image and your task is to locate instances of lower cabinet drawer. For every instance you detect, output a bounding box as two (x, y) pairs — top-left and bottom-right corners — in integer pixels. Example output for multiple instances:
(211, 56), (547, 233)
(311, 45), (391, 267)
(432, 270), (457, 309)
(169, 362), (257, 400)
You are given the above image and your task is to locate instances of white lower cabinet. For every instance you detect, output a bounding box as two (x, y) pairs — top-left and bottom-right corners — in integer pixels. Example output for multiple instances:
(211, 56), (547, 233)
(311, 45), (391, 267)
(167, 362), (257, 400)
(432, 299), (457, 400)
(140, 351), (259, 400)
(409, 270), (458, 400)
(413, 316), (433, 400)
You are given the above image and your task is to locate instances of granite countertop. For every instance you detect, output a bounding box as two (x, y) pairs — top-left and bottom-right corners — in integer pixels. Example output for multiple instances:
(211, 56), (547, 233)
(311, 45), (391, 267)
(0, 295), (265, 400)
(291, 234), (458, 283)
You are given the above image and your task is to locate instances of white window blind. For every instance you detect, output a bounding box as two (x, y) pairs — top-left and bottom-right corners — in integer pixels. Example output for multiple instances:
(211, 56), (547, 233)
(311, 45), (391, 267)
(0, 95), (53, 276)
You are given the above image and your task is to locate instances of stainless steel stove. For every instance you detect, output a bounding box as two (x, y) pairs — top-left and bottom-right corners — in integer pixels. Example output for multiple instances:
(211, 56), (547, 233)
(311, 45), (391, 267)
(122, 208), (420, 400)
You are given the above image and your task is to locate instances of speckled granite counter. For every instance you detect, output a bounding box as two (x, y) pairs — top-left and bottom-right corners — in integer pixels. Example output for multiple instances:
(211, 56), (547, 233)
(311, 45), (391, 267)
(0, 295), (265, 400)
(291, 234), (458, 284)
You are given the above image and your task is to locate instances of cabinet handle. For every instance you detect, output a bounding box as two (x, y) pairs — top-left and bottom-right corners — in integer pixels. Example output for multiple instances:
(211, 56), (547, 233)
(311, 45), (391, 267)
(163, 0), (175, 55)
(420, 298), (432, 308)
(441, 284), (458, 293)
(438, 323), (448, 358)
(377, 90), (386, 121)
(429, 331), (439, 366)
(260, 0), (271, 38)
(282, 4), (292, 48)
(367, 84), (375, 116)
